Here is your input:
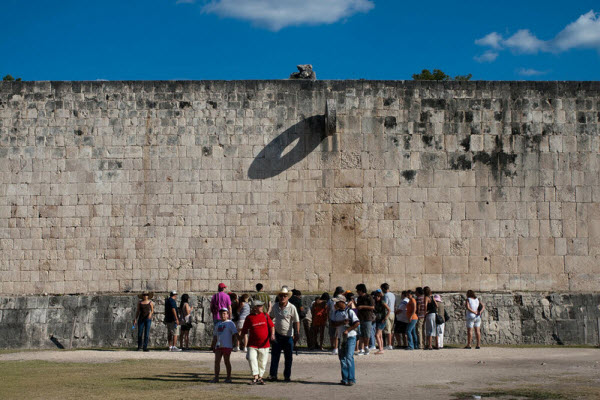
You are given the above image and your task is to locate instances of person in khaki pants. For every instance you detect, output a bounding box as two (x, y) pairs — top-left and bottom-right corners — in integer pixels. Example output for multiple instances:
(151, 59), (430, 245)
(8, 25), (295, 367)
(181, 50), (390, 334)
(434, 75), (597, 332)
(380, 283), (396, 349)
(240, 300), (275, 385)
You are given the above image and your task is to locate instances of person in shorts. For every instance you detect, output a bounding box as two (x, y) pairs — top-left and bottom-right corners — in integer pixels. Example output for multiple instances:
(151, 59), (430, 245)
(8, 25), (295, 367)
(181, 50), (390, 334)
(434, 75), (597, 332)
(380, 283), (395, 349)
(355, 284), (374, 355)
(211, 308), (238, 383)
(465, 290), (484, 349)
(164, 290), (182, 352)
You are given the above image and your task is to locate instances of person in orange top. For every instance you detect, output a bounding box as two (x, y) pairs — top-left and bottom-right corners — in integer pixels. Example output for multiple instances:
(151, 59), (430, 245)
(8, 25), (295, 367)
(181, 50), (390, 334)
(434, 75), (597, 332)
(310, 293), (330, 350)
(405, 290), (419, 350)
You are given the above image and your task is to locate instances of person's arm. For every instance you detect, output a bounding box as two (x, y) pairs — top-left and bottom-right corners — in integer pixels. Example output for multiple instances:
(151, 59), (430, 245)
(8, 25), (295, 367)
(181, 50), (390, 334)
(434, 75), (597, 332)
(172, 302), (179, 324)
(134, 302), (140, 325)
(383, 302), (391, 319)
(149, 302), (154, 320)
(477, 303), (485, 316)
(268, 315), (276, 341)
(466, 300), (477, 315)
(228, 298), (232, 318)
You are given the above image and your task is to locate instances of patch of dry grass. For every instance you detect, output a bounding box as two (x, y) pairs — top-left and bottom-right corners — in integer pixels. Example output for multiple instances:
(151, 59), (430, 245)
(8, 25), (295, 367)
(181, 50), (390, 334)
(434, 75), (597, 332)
(0, 359), (265, 400)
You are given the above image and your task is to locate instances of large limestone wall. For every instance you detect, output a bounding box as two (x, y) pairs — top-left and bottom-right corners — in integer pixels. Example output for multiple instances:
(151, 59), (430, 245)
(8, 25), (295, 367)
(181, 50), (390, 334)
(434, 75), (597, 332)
(1, 80), (599, 295)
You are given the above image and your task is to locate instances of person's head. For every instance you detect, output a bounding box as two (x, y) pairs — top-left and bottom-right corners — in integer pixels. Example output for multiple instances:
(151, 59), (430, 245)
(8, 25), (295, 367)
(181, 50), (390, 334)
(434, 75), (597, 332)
(424, 286), (431, 297)
(256, 283), (264, 292)
(406, 291), (413, 299)
(240, 294), (250, 303)
(138, 291), (153, 301)
(180, 293), (189, 306)
(355, 283), (367, 295)
(219, 308), (229, 320)
(229, 292), (237, 301)
(218, 283), (227, 292)
(433, 294), (442, 303)
(278, 287), (290, 305)
(373, 290), (383, 302)
(416, 287), (424, 295)
(345, 291), (354, 302)
(292, 289), (301, 298)
(401, 290), (407, 299)
(380, 283), (390, 293)
(333, 286), (344, 297)
(169, 290), (177, 299)
(334, 295), (347, 310)
(467, 290), (477, 299)
(251, 300), (264, 313)
(320, 292), (330, 301)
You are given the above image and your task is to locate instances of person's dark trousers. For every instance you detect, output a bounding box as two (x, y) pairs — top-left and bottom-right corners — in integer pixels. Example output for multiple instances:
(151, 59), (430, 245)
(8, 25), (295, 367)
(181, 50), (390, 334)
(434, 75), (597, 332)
(137, 318), (152, 350)
(269, 333), (294, 379)
(302, 319), (313, 349)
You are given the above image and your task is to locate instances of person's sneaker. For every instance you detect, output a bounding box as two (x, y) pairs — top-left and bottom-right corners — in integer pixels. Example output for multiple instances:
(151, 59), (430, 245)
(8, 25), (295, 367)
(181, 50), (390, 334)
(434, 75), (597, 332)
(345, 382), (355, 386)
(137, 348), (142, 351)
(171, 346), (182, 352)
(357, 350), (365, 356)
(364, 348), (370, 355)
(143, 349), (149, 352)
(386, 345), (394, 350)
(283, 378), (291, 383)
(224, 378), (232, 383)
(233, 347), (239, 352)
(267, 375), (278, 382)
(368, 346), (376, 351)
(331, 348), (338, 355)
(240, 347), (246, 352)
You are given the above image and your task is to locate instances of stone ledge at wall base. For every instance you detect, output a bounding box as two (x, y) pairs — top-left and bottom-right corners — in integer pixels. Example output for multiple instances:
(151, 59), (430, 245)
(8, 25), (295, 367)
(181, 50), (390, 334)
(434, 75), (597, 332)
(1, 292), (599, 349)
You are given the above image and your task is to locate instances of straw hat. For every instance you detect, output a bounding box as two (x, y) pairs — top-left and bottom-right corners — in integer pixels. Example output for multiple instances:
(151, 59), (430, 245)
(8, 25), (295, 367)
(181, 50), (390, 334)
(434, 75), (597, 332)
(138, 291), (154, 300)
(278, 286), (291, 297)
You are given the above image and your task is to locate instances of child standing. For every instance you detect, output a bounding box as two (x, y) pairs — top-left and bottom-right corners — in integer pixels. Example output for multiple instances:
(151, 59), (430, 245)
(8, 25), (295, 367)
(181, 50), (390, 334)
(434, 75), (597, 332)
(211, 308), (238, 383)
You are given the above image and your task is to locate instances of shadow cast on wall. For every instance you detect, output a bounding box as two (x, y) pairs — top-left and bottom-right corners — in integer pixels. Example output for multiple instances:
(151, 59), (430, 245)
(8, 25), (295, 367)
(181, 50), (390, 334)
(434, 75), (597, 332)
(248, 115), (326, 180)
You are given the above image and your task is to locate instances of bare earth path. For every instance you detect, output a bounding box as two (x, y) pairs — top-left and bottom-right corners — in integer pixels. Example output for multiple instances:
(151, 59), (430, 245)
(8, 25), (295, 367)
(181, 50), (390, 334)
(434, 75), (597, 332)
(1, 347), (599, 399)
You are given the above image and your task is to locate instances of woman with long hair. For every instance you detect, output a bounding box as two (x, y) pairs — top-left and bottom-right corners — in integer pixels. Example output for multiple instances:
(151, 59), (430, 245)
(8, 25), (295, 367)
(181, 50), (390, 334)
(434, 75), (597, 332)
(179, 293), (193, 350)
(134, 292), (154, 351)
(237, 294), (251, 352)
(423, 286), (437, 350)
(373, 290), (391, 354)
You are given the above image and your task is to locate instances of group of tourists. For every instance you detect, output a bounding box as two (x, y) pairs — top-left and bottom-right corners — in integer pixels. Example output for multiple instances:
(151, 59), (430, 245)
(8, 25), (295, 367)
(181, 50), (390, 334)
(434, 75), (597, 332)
(133, 282), (485, 386)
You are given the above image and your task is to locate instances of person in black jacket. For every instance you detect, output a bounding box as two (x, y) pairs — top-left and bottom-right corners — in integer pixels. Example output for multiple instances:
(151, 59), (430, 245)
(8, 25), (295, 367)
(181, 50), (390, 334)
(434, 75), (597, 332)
(289, 289), (307, 348)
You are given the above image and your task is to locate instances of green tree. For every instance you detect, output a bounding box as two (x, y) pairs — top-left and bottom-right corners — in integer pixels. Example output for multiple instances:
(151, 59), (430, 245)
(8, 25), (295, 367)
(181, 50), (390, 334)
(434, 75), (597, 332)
(412, 69), (472, 81)
(3, 74), (22, 82)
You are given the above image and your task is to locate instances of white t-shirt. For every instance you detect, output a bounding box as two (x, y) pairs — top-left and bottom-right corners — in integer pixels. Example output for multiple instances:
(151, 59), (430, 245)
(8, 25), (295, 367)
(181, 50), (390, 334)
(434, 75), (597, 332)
(215, 320), (237, 349)
(331, 308), (360, 338)
(395, 298), (409, 323)
(467, 298), (480, 319)
(383, 291), (396, 311)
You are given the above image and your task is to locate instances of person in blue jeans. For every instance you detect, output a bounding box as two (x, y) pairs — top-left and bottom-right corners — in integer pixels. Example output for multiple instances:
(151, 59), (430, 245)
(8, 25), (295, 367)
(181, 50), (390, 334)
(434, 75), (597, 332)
(405, 291), (418, 350)
(134, 292), (154, 351)
(268, 287), (300, 382)
(331, 295), (360, 386)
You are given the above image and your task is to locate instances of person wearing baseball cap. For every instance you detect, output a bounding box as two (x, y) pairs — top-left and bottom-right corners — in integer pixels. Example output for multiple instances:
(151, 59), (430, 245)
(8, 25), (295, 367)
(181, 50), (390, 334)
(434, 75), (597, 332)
(210, 283), (232, 351)
(240, 299), (275, 384)
(331, 295), (360, 386)
(165, 290), (182, 352)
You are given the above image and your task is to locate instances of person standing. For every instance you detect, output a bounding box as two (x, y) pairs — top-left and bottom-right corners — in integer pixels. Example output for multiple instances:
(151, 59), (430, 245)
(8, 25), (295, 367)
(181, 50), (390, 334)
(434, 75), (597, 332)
(465, 290), (484, 349)
(241, 300), (275, 385)
(328, 286), (344, 354)
(179, 293), (193, 350)
(210, 283), (232, 350)
(355, 284), (374, 356)
(434, 294), (445, 349)
(210, 308), (238, 383)
(423, 286), (437, 350)
(380, 283), (396, 350)
(311, 293), (329, 350)
(415, 287), (425, 349)
(373, 290), (391, 354)
(331, 295), (360, 386)
(405, 291), (418, 350)
(268, 287), (300, 382)
(394, 291), (409, 348)
(254, 283), (272, 313)
(289, 289), (307, 349)
(164, 290), (182, 352)
(134, 291), (154, 352)
(237, 294), (251, 352)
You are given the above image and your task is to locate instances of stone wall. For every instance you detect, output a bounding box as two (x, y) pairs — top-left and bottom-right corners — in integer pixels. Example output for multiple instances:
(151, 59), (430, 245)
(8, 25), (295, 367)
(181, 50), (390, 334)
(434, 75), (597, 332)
(1, 80), (600, 295)
(1, 292), (599, 349)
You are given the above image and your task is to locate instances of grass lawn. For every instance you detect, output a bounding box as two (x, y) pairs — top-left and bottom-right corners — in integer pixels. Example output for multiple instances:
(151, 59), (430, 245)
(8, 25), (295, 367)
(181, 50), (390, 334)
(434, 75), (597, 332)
(0, 359), (264, 400)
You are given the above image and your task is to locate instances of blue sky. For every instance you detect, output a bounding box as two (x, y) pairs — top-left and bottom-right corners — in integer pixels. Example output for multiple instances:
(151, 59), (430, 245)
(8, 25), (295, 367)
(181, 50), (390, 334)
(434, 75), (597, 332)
(1, 0), (599, 81)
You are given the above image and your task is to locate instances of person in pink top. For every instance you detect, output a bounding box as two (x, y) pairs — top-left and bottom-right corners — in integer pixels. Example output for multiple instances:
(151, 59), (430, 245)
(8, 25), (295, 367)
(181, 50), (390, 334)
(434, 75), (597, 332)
(210, 283), (232, 350)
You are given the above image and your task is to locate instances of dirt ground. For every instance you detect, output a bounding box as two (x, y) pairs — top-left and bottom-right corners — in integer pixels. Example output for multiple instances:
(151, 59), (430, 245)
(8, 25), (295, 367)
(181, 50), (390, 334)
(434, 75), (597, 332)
(1, 347), (599, 399)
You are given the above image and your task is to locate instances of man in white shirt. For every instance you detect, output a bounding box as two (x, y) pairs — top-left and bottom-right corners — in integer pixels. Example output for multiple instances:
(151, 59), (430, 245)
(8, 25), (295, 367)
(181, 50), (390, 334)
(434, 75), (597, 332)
(331, 294), (360, 386)
(394, 291), (410, 348)
(268, 287), (300, 382)
(381, 283), (396, 350)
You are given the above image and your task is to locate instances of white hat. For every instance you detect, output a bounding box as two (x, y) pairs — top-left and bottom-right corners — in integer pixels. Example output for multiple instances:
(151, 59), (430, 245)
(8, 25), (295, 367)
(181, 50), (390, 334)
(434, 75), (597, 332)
(169, 290), (177, 296)
(278, 286), (291, 297)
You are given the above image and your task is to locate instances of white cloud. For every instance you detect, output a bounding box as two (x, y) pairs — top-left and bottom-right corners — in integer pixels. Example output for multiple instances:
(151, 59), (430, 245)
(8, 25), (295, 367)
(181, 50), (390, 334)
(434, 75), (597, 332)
(201, 0), (375, 31)
(475, 32), (503, 49)
(474, 50), (499, 63)
(552, 10), (600, 51)
(475, 10), (600, 61)
(517, 68), (549, 76)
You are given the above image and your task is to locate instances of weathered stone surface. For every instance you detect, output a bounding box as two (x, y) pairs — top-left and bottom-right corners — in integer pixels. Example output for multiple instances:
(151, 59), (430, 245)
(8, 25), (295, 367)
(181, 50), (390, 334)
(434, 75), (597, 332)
(289, 64), (316, 80)
(1, 292), (599, 349)
(0, 81), (598, 295)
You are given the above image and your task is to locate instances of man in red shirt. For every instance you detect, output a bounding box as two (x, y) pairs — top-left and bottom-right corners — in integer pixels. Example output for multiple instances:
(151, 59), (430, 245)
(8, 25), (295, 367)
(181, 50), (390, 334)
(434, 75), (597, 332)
(241, 300), (275, 385)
